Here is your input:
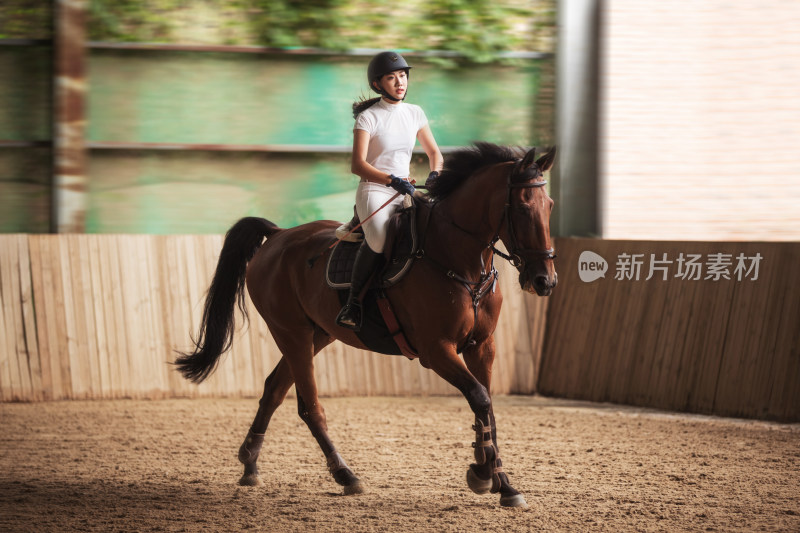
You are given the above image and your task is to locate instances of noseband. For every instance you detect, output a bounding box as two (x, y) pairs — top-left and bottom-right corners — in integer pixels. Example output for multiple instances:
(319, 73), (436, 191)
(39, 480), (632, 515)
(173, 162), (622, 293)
(489, 162), (556, 269)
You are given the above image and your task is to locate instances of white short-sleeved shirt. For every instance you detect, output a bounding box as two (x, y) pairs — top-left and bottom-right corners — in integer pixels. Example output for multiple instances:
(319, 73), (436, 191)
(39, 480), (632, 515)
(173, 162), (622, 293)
(354, 99), (428, 178)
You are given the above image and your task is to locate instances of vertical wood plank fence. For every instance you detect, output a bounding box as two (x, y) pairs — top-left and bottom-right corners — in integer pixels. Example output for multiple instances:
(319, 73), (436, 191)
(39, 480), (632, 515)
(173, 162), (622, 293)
(539, 238), (800, 421)
(2, 235), (797, 421)
(0, 234), (545, 401)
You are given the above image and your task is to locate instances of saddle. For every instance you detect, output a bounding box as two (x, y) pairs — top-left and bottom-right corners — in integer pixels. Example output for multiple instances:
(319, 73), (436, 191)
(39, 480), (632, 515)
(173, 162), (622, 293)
(326, 195), (418, 290)
(334, 206), (364, 243)
(325, 196), (424, 358)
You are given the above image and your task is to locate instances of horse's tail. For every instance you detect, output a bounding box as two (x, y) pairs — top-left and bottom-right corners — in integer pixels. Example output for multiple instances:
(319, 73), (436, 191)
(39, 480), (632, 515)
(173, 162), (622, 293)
(174, 217), (280, 383)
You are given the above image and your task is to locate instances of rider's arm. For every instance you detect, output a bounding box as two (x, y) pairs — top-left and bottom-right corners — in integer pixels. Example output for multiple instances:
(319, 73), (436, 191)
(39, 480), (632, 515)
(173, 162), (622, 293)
(351, 129), (393, 184)
(417, 124), (443, 173)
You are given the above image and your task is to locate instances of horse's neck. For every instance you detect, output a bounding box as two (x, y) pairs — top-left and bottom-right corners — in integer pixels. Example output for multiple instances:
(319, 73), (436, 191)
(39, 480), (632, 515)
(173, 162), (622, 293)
(425, 167), (508, 277)
(438, 165), (507, 242)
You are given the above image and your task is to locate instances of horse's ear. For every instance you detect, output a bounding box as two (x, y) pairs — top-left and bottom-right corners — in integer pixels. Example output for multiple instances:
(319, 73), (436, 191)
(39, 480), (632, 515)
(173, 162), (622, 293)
(520, 147), (538, 170)
(535, 146), (557, 173)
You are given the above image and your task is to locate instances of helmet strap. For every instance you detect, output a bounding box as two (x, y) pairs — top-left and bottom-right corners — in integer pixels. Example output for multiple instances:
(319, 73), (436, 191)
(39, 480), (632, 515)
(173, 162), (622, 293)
(381, 89), (404, 102)
(372, 73), (408, 102)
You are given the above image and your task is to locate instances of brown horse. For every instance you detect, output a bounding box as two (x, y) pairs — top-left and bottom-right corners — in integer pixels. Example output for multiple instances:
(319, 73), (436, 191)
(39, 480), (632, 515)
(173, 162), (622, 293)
(175, 142), (557, 508)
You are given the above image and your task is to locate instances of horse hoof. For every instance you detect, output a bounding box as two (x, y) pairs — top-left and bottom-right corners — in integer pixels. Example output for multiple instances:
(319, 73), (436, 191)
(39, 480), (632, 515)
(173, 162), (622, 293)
(466, 467), (492, 495)
(343, 480), (365, 495)
(500, 493), (528, 509)
(238, 473), (262, 487)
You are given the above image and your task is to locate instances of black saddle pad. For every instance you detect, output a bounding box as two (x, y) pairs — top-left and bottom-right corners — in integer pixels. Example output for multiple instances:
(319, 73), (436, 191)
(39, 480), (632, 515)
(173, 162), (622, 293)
(326, 202), (417, 290)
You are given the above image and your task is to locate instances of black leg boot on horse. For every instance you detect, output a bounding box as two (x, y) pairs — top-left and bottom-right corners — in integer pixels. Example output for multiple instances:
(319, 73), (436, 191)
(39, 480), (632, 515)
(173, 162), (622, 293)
(335, 240), (383, 331)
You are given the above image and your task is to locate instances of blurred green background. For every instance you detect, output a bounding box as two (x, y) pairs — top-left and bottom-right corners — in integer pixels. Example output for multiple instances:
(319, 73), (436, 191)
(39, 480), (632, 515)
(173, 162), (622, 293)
(0, 0), (555, 233)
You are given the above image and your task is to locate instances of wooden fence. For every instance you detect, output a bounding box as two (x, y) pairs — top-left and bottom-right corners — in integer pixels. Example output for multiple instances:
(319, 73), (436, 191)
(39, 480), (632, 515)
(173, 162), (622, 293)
(539, 238), (799, 421)
(0, 234), (547, 401)
(2, 235), (797, 422)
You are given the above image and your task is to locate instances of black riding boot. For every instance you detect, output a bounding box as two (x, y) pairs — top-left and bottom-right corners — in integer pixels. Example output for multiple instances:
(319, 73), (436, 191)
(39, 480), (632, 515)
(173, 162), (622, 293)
(336, 241), (383, 331)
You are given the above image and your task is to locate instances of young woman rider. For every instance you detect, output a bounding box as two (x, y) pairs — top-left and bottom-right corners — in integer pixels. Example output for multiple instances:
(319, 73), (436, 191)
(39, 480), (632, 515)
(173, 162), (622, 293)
(335, 51), (443, 331)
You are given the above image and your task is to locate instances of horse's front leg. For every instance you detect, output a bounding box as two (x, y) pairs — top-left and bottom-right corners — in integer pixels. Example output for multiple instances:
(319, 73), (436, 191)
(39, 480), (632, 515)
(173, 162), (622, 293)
(427, 341), (527, 508)
(462, 337), (526, 508)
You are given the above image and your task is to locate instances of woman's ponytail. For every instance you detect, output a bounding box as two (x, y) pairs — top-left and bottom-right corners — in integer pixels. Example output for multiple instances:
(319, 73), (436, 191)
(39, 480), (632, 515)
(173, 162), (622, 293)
(352, 96), (381, 118)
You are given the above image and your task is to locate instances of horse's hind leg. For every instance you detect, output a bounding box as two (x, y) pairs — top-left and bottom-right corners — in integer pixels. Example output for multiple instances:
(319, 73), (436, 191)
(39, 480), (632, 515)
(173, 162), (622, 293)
(279, 328), (364, 495)
(238, 357), (294, 486)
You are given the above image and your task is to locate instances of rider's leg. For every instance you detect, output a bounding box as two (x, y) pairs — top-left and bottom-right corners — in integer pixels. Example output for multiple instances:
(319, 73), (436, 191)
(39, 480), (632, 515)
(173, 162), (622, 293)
(335, 240), (383, 331)
(336, 181), (404, 331)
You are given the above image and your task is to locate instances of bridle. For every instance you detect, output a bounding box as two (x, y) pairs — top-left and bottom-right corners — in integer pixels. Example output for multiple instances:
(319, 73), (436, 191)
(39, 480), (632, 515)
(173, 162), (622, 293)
(423, 157), (556, 273)
(489, 160), (556, 270)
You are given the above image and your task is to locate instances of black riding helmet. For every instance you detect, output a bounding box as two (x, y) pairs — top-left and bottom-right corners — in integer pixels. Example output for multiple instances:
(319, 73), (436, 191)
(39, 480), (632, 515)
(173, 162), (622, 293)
(367, 51), (411, 101)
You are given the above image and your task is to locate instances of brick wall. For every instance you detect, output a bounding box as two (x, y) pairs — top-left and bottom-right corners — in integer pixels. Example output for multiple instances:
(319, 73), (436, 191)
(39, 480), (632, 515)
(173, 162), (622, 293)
(601, 1), (800, 241)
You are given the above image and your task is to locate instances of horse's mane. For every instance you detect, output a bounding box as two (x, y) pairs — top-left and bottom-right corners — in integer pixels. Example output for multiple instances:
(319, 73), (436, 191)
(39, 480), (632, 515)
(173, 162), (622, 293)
(427, 142), (523, 200)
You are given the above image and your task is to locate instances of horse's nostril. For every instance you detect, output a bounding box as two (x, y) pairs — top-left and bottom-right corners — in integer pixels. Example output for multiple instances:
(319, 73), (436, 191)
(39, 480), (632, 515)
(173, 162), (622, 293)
(534, 275), (549, 290)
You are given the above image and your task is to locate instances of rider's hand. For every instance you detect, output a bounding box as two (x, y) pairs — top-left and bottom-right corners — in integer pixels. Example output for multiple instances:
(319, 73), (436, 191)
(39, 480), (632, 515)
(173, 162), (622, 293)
(387, 175), (416, 196)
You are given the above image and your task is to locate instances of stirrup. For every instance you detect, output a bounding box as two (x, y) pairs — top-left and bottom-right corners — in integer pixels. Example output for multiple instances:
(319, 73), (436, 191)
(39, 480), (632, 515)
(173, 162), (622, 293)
(336, 300), (363, 331)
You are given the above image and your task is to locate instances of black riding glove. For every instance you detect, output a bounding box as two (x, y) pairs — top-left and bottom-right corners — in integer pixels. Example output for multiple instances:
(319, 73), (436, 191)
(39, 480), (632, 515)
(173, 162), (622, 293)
(387, 175), (416, 196)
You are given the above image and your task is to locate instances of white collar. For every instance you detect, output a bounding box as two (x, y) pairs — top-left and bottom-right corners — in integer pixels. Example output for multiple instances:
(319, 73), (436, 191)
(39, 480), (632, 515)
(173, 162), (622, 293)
(377, 98), (404, 111)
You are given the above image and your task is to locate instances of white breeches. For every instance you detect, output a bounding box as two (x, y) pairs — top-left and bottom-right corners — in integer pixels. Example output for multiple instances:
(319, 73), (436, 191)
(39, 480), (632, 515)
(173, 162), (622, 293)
(355, 180), (407, 253)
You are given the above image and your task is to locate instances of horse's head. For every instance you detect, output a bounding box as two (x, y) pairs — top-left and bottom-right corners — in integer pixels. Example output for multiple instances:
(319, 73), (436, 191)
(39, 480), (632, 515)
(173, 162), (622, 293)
(498, 146), (558, 296)
(428, 142), (558, 296)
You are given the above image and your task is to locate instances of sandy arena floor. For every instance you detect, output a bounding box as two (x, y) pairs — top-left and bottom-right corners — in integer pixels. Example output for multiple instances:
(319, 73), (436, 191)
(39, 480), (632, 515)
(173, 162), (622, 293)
(1, 395), (798, 532)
